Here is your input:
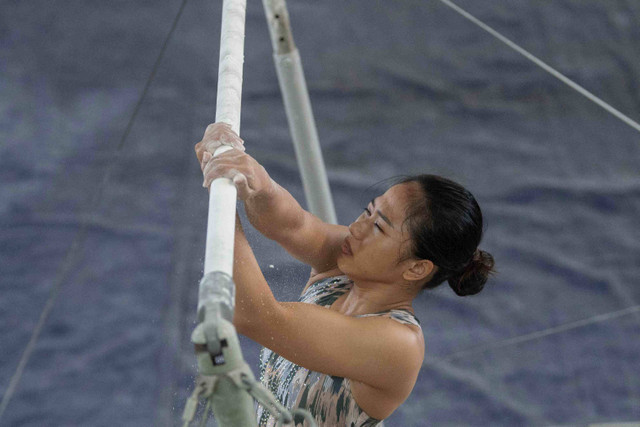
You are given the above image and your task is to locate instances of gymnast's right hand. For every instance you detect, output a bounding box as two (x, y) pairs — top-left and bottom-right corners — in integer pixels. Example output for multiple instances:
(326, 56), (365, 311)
(198, 138), (274, 201)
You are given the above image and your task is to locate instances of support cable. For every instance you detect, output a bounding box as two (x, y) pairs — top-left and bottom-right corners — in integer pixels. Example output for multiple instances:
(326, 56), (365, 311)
(427, 0), (640, 365)
(427, 304), (640, 364)
(0, 0), (190, 422)
(435, 0), (640, 134)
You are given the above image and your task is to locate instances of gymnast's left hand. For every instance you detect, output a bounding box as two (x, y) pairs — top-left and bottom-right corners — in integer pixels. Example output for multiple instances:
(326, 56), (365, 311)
(200, 149), (274, 201)
(195, 122), (245, 166)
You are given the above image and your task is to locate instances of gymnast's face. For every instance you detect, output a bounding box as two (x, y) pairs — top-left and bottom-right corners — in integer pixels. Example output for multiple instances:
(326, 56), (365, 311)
(338, 182), (431, 286)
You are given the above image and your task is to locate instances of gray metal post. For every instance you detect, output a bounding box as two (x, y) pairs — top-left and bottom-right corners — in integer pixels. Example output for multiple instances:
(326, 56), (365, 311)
(262, 0), (337, 224)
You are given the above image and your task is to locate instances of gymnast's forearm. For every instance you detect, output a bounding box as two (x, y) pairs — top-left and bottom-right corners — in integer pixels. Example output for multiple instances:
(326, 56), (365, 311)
(231, 213), (279, 334)
(243, 179), (307, 243)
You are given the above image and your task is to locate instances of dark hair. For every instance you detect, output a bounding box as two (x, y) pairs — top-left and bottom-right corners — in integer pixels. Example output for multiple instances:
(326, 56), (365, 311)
(398, 175), (495, 296)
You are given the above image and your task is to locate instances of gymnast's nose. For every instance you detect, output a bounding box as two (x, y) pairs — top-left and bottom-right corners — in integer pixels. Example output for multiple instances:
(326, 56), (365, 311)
(348, 218), (367, 239)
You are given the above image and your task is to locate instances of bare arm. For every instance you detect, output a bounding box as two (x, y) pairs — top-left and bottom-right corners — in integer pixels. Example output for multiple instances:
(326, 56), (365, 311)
(197, 123), (348, 273)
(232, 215), (422, 401)
(243, 180), (348, 273)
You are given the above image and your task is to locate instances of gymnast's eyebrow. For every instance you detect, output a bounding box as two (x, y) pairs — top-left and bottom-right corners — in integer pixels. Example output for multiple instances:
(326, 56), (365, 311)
(371, 198), (394, 229)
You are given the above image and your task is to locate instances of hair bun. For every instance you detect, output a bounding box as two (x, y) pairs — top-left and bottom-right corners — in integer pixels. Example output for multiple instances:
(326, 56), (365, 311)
(447, 249), (495, 296)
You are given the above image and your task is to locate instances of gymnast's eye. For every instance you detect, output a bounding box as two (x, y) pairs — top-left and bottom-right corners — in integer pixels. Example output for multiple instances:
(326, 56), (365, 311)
(363, 207), (384, 232)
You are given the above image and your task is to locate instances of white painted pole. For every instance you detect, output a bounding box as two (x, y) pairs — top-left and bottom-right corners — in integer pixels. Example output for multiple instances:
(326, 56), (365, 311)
(191, 2), (259, 425)
(204, 0), (247, 276)
(262, 0), (337, 224)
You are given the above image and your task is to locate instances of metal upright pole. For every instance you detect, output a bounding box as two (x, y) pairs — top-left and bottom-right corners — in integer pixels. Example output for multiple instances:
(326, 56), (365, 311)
(262, 0), (337, 224)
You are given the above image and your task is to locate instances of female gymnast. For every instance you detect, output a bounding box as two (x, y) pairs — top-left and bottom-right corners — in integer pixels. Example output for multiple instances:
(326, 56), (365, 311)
(195, 123), (495, 426)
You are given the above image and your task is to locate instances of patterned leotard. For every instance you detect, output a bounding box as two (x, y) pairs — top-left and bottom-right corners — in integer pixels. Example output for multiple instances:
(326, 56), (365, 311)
(257, 275), (421, 427)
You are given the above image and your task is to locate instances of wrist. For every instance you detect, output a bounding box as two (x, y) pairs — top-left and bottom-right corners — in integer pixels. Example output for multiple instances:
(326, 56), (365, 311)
(246, 177), (279, 206)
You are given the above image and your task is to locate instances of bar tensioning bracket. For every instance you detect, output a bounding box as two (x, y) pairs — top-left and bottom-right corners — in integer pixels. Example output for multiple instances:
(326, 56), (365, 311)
(263, 0), (295, 54)
(198, 271), (235, 323)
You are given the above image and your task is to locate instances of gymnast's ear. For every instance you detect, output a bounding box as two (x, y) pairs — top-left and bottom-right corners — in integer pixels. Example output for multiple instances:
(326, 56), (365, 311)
(402, 259), (435, 282)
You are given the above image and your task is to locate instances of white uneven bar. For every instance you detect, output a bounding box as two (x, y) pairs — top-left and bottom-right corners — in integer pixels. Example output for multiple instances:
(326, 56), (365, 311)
(204, 0), (247, 276)
(262, 0), (337, 224)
